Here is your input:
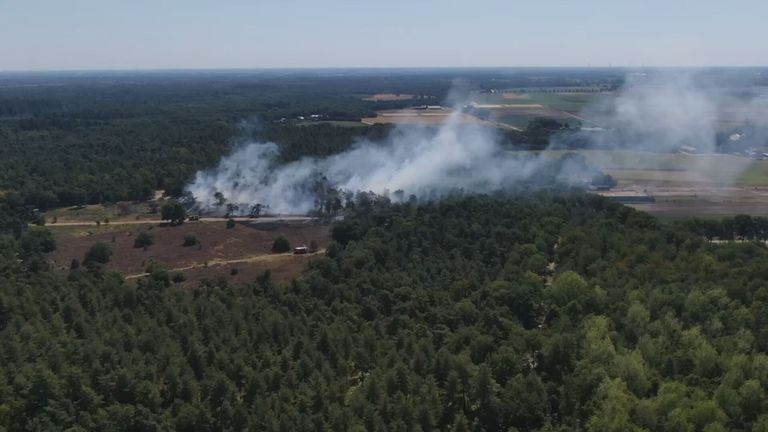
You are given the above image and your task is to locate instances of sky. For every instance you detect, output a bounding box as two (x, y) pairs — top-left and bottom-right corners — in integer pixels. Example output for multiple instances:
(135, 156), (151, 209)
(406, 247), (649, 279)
(1, 0), (766, 71)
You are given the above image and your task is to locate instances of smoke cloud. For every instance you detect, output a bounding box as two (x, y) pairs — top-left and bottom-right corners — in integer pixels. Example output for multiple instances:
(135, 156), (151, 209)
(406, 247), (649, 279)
(184, 111), (571, 214)
(553, 71), (767, 185)
(590, 72), (720, 152)
(185, 71), (766, 215)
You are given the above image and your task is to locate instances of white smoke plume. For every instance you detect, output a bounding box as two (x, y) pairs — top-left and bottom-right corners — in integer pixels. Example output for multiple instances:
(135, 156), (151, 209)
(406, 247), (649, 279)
(185, 111), (563, 214)
(562, 71), (767, 182)
(185, 71), (766, 215)
(597, 72), (720, 152)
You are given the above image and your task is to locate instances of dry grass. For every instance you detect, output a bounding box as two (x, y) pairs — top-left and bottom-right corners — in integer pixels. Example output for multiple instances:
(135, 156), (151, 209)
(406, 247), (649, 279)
(48, 220), (330, 279)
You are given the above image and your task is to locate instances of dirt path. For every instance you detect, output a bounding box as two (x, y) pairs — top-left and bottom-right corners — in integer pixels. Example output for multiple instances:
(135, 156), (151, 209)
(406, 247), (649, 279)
(46, 216), (314, 227)
(124, 249), (325, 280)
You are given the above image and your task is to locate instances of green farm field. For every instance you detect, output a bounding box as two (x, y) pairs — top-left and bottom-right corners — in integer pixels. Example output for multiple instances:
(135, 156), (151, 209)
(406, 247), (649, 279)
(468, 90), (611, 127)
(469, 90), (611, 110)
(537, 149), (768, 186)
(527, 149), (768, 216)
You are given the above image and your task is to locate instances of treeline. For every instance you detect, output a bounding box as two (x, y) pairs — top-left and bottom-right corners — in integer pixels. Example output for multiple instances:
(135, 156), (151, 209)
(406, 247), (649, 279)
(3, 192), (768, 430)
(0, 75), (428, 210)
(257, 123), (394, 162)
(0, 98), (63, 117)
(0, 71), (626, 211)
(0, 116), (233, 208)
(680, 214), (768, 241)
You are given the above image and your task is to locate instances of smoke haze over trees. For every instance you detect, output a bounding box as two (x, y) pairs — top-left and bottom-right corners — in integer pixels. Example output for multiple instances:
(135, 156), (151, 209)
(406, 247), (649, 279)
(185, 70), (767, 215)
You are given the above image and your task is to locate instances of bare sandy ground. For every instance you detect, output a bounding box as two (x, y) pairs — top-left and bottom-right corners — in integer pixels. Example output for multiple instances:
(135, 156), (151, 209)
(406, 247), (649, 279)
(46, 216), (314, 227)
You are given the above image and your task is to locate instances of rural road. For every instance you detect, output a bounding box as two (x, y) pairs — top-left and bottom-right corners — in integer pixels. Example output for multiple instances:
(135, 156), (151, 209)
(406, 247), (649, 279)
(45, 216), (315, 227)
(124, 249), (325, 280)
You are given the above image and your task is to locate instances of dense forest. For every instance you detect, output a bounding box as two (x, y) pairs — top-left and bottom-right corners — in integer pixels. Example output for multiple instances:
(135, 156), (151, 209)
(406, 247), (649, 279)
(0, 73), (403, 208)
(0, 70), (625, 210)
(2, 192), (768, 430)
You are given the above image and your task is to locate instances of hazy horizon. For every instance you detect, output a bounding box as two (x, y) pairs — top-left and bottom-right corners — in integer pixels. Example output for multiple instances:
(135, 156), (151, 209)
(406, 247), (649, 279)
(3, 66), (768, 75)
(2, 0), (767, 71)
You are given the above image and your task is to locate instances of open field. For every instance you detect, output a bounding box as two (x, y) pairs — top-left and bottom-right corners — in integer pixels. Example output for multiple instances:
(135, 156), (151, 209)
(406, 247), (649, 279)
(631, 197), (768, 217)
(175, 252), (320, 285)
(362, 108), (523, 131)
(539, 149), (768, 185)
(468, 90), (612, 127)
(48, 219), (330, 284)
(534, 149), (768, 216)
(362, 109), (487, 125)
(469, 89), (768, 131)
(599, 184), (768, 217)
(44, 215), (313, 228)
(502, 93), (531, 100)
(44, 202), (159, 224)
(470, 104), (545, 109)
(362, 93), (415, 101)
(296, 120), (370, 127)
(494, 107), (578, 128)
(524, 92), (613, 113)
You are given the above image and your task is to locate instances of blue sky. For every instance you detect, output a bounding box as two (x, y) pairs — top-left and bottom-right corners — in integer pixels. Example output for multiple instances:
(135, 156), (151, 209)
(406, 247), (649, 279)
(1, 0), (766, 70)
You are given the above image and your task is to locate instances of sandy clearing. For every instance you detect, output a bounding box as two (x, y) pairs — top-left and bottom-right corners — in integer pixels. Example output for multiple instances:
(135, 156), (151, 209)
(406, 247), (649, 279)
(124, 249), (325, 280)
(45, 216), (314, 227)
(49, 219), (330, 276)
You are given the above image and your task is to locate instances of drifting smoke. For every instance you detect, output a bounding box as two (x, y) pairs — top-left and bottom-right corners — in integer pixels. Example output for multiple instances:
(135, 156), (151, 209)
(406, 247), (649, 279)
(591, 72), (720, 152)
(185, 110), (580, 214)
(556, 70), (768, 182)
(185, 71), (767, 214)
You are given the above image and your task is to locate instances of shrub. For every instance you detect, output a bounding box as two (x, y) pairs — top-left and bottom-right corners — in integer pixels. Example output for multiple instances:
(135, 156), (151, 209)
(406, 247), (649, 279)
(272, 236), (291, 253)
(134, 231), (154, 248)
(150, 268), (170, 287)
(226, 218), (236, 229)
(84, 242), (112, 265)
(20, 227), (56, 256)
(183, 235), (198, 247)
(161, 200), (186, 225)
